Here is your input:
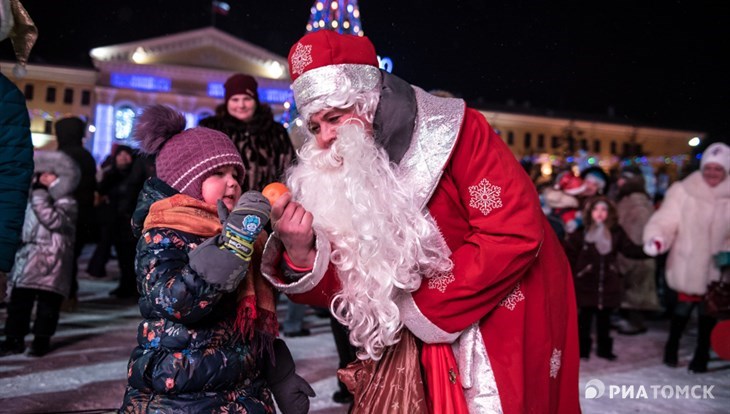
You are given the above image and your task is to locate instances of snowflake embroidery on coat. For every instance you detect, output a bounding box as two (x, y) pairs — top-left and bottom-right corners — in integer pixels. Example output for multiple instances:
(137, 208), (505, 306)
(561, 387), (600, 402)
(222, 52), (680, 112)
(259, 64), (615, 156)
(468, 178), (503, 216)
(499, 282), (524, 310)
(550, 348), (562, 378)
(291, 42), (313, 75)
(427, 270), (455, 293)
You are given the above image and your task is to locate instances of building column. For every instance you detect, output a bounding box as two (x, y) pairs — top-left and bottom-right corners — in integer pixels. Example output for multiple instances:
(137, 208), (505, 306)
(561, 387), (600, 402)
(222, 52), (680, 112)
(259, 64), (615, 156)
(91, 87), (117, 164)
(177, 95), (198, 128)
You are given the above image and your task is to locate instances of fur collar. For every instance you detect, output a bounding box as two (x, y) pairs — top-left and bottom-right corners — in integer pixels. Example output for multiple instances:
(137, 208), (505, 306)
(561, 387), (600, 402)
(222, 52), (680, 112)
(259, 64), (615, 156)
(681, 171), (730, 202)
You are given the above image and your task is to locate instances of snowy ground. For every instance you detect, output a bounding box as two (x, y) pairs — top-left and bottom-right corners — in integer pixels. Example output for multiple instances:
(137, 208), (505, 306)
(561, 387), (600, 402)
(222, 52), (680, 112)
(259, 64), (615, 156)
(0, 248), (728, 413)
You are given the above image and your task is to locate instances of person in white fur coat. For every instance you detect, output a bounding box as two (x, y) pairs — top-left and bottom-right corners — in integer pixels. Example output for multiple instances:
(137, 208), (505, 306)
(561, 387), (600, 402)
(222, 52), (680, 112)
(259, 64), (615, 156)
(643, 142), (730, 373)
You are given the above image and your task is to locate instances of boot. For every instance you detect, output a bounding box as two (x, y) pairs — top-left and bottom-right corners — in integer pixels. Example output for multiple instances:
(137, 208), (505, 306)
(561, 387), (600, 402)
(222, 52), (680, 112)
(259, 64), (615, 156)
(596, 337), (617, 361)
(28, 336), (51, 357)
(0, 337), (26, 357)
(579, 336), (592, 359)
(688, 315), (717, 373)
(663, 314), (690, 367)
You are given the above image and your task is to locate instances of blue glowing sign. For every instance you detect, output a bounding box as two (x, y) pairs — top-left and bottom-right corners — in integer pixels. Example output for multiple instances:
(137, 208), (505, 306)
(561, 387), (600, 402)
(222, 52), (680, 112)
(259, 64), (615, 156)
(208, 83), (225, 98)
(260, 88), (293, 103)
(207, 82), (292, 104)
(110, 73), (171, 92)
(377, 55), (393, 73)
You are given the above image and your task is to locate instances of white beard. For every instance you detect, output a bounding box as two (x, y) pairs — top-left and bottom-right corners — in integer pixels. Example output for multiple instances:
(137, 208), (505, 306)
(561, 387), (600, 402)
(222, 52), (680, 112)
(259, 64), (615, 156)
(286, 124), (452, 360)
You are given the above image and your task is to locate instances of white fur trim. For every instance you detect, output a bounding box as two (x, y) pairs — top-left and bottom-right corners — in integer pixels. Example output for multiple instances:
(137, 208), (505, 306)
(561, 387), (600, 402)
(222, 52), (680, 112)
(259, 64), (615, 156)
(292, 63), (381, 110)
(395, 292), (461, 344)
(261, 227), (332, 295)
(452, 324), (503, 413)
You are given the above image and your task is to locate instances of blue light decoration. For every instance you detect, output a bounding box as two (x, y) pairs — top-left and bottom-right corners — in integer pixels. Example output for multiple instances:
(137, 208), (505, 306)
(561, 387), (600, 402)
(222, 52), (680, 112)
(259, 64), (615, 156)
(115, 105), (137, 140)
(207, 82), (292, 104)
(305, 1), (396, 73)
(110, 73), (171, 92)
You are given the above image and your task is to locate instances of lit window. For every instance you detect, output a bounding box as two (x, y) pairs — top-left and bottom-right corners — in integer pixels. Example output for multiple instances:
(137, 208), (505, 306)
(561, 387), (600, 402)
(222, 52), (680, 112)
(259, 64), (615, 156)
(115, 105), (136, 140)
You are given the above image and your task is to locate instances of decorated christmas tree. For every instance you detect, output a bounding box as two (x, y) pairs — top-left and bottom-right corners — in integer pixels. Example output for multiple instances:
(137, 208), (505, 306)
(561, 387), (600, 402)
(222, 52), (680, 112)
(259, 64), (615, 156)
(281, 1), (366, 136)
(306, 0), (365, 36)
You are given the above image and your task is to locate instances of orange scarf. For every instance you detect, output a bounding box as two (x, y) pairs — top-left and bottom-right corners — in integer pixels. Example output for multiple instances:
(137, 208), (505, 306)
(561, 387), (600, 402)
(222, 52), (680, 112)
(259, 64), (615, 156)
(144, 194), (278, 355)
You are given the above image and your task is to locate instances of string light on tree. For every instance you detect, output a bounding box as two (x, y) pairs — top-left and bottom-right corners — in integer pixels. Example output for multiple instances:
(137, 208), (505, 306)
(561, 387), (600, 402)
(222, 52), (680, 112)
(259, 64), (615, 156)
(306, 0), (365, 36)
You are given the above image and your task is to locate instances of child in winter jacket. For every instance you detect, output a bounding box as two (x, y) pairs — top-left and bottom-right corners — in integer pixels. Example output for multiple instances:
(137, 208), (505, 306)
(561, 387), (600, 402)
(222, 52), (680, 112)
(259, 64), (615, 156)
(119, 105), (314, 413)
(0, 151), (80, 357)
(563, 196), (646, 360)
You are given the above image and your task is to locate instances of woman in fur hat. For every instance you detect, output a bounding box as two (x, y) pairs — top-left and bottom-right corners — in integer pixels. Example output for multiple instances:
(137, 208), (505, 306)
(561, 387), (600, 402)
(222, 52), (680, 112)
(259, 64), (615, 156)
(199, 73), (295, 192)
(643, 142), (730, 373)
(119, 105), (313, 413)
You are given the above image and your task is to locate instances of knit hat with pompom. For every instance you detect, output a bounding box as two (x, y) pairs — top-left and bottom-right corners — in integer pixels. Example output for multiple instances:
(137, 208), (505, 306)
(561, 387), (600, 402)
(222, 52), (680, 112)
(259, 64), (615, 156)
(134, 105), (244, 200)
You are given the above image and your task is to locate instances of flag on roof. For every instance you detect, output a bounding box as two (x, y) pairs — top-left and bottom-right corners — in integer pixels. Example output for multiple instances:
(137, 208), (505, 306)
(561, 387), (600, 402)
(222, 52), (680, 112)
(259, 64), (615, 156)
(212, 1), (230, 16)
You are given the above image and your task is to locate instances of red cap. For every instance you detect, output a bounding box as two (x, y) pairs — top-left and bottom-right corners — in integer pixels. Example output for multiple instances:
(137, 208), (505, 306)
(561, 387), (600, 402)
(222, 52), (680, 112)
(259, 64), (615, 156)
(288, 30), (379, 82)
(556, 172), (586, 196)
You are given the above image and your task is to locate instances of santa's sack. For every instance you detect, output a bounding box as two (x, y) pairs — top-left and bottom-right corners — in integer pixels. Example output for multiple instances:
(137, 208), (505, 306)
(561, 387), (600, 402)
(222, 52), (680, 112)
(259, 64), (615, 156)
(338, 329), (428, 413)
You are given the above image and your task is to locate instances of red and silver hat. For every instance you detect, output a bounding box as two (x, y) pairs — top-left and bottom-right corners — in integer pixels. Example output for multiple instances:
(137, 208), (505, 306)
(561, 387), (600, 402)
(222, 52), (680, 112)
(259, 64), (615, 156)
(288, 30), (381, 112)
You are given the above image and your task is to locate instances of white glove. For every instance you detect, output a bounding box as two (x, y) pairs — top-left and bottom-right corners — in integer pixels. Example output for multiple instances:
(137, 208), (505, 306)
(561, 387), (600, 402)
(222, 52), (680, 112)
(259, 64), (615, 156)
(643, 237), (664, 256)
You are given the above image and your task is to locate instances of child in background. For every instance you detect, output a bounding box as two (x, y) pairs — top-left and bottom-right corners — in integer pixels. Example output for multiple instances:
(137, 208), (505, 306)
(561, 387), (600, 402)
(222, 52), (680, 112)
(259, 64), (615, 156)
(120, 105), (313, 413)
(564, 196), (646, 361)
(0, 151), (80, 357)
(542, 171), (585, 235)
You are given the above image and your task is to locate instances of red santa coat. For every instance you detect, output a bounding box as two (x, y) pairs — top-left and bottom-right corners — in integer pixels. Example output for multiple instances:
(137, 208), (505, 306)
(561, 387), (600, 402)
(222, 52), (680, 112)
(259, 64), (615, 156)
(262, 87), (580, 414)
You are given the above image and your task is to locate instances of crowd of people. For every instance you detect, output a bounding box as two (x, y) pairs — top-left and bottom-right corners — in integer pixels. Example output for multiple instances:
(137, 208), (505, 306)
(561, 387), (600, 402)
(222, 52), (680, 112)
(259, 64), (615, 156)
(539, 142), (730, 373)
(1, 20), (729, 414)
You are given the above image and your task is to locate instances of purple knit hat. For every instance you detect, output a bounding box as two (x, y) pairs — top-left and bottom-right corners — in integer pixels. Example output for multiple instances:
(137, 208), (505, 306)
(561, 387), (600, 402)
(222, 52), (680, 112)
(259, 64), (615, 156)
(134, 105), (244, 200)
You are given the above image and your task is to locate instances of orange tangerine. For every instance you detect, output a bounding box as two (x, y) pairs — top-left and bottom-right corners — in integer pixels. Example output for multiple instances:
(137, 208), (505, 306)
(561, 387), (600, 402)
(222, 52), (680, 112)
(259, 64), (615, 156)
(262, 182), (289, 205)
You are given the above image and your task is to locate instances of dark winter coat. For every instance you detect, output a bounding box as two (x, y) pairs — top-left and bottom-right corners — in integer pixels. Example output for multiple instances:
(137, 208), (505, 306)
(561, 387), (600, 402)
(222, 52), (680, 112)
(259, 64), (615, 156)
(616, 191), (659, 310)
(10, 151), (79, 297)
(120, 178), (273, 413)
(98, 158), (143, 243)
(199, 109), (294, 192)
(565, 226), (646, 309)
(0, 73), (34, 272)
(55, 117), (97, 243)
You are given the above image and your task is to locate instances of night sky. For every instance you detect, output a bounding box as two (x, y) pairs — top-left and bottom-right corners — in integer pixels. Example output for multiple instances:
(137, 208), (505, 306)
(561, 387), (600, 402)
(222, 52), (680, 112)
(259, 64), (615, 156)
(2, 0), (728, 140)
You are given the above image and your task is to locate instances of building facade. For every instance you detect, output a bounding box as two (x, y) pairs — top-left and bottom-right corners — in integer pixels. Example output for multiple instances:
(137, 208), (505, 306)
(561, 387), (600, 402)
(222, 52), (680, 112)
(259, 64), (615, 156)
(0, 62), (96, 150)
(87, 27), (291, 163)
(480, 109), (703, 178)
(2, 27), (704, 176)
